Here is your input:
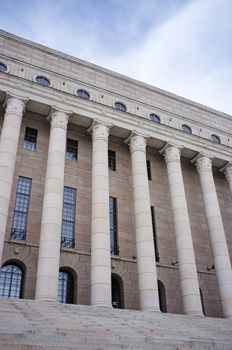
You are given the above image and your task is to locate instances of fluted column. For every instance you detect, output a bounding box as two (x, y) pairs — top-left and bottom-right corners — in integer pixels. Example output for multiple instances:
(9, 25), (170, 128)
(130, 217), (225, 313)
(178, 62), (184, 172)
(90, 122), (112, 307)
(0, 95), (27, 264)
(163, 145), (203, 316)
(196, 154), (232, 318)
(35, 109), (69, 301)
(129, 133), (159, 311)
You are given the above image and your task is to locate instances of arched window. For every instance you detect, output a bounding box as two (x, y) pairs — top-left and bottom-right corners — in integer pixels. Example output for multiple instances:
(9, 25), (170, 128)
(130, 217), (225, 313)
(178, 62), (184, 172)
(0, 63), (7, 72)
(181, 124), (192, 134)
(211, 134), (221, 144)
(58, 269), (75, 304)
(149, 113), (160, 123)
(114, 102), (127, 112)
(35, 76), (50, 86)
(158, 280), (167, 313)
(199, 288), (206, 316)
(111, 274), (124, 309)
(76, 89), (90, 100)
(0, 263), (23, 298)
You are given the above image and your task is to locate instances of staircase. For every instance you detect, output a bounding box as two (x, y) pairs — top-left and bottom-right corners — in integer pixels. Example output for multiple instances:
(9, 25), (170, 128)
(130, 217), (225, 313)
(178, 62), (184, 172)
(0, 298), (232, 349)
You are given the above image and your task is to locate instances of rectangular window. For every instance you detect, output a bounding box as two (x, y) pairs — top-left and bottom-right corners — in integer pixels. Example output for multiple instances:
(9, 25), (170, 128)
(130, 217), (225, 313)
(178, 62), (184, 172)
(108, 150), (116, 171)
(61, 187), (76, 248)
(151, 206), (159, 262)
(23, 127), (38, 151)
(66, 139), (78, 161)
(147, 160), (152, 180)
(109, 196), (118, 255)
(11, 176), (32, 240)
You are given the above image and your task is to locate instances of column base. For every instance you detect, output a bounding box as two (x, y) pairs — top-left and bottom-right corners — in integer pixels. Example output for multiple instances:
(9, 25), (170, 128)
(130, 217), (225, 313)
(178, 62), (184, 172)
(35, 297), (57, 302)
(141, 307), (161, 313)
(91, 303), (113, 308)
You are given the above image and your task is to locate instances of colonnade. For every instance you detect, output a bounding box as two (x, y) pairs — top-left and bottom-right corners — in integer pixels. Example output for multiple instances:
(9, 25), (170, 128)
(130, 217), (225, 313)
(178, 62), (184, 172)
(1, 95), (232, 318)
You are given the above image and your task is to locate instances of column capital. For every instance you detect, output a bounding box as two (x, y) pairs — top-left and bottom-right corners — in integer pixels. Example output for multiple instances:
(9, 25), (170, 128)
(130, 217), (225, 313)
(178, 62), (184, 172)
(192, 153), (213, 174)
(220, 163), (232, 183)
(4, 94), (28, 116)
(88, 120), (112, 142)
(160, 143), (182, 164)
(126, 132), (149, 153)
(48, 108), (70, 131)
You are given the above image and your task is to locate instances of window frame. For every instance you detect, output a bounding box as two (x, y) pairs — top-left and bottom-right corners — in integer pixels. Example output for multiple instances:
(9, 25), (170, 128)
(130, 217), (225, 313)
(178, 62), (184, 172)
(0, 263), (24, 298)
(114, 102), (127, 112)
(11, 176), (32, 241)
(23, 127), (38, 151)
(109, 196), (119, 255)
(146, 160), (152, 180)
(181, 124), (192, 134)
(76, 89), (90, 100)
(35, 75), (50, 87)
(151, 206), (159, 262)
(0, 62), (8, 73)
(211, 134), (221, 144)
(58, 269), (75, 304)
(108, 150), (116, 171)
(66, 138), (78, 161)
(61, 187), (76, 249)
(149, 113), (161, 123)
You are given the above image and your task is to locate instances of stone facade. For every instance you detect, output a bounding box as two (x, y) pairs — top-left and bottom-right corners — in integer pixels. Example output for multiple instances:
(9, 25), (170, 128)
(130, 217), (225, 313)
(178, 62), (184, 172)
(0, 30), (232, 318)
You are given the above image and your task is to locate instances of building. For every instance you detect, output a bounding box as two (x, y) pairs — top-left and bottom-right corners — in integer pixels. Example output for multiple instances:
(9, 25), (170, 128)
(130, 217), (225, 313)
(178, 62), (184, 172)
(0, 29), (232, 320)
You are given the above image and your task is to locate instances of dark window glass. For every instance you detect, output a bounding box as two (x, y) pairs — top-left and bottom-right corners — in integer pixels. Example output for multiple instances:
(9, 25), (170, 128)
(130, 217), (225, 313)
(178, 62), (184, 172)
(108, 150), (116, 171)
(58, 270), (74, 304)
(35, 76), (50, 86)
(0, 264), (23, 298)
(114, 102), (127, 112)
(181, 124), (192, 134)
(151, 206), (159, 262)
(149, 113), (160, 123)
(112, 275), (123, 309)
(76, 89), (90, 100)
(11, 177), (31, 240)
(23, 127), (38, 151)
(200, 288), (206, 316)
(0, 63), (7, 72)
(211, 134), (221, 144)
(158, 280), (167, 313)
(109, 197), (118, 255)
(66, 139), (78, 161)
(61, 187), (76, 248)
(147, 160), (152, 180)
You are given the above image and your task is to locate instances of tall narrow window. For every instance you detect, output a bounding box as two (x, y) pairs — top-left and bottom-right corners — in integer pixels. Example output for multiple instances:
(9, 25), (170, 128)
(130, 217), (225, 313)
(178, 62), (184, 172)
(11, 177), (32, 240)
(58, 269), (74, 304)
(109, 197), (118, 255)
(158, 280), (167, 313)
(23, 127), (38, 151)
(66, 139), (78, 161)
(0, 263), (23, 298)
(61, 187), (76, 248)
(151, 206), (159, 262)
(147, 160), (152, 180)
(108, 150), (116, 171)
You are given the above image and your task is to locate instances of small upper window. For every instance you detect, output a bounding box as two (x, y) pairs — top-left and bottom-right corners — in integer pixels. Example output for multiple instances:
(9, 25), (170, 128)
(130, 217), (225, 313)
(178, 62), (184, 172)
(76, 89), (90, 100)
(181, 124), (192, 134)
(23, 127), (38, 151)
(0, 63), (7, 72)
(108, 150), (116, 171)
(66, 139), (78, 161)
(211, 134), (221, 144)
(35, 76), (50, 86)
(149, 113), (160, 123)
(114, 102), (127, 112)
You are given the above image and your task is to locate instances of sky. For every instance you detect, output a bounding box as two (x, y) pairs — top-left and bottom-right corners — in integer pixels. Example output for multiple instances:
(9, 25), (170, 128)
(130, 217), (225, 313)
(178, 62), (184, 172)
(0, 0), (232, 114)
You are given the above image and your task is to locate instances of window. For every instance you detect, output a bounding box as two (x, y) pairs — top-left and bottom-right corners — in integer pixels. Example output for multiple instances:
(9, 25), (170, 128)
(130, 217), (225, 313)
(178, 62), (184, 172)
(61, 187), (76, 248)
(66, 139), (78, 161)
(0, 63), (7, 72)
(147, 160), (152, 180)
(76, 89), (90, 100)
(0, 263), (23, 298)
(149, 113), (160, 123)
(181, 124), (192, 134)
(211, 134), (221, 144)
(58, 269), (74, 304)
(109, 197), (119, 255)
(151, 206), (159, 262)
(158, 280), (167, 313)
(11, 177), (31, 240)
(108, 150), (116, 171)
(35, 76), (50, 86)
(114, 102), (127, 112)
(199, 288), (206, 316)
(23, 127), (38, 151)
(111, 274), (124, 309)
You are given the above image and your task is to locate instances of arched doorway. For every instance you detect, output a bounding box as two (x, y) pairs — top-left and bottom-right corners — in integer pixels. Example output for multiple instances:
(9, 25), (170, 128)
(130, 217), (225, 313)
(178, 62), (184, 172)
(158, 280), (167, 313)
(0, 262), (24, 298)
(111, 274), (124, 309)
(58, 268), (75, 304)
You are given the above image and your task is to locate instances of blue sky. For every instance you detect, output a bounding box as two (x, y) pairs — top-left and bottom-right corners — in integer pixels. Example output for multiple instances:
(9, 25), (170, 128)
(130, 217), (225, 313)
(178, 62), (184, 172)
(0, 0), (232, 114)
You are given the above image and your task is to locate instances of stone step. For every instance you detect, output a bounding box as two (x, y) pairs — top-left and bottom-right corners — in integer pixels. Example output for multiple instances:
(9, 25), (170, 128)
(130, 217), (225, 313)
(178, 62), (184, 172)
(0, 298), (232, 349)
